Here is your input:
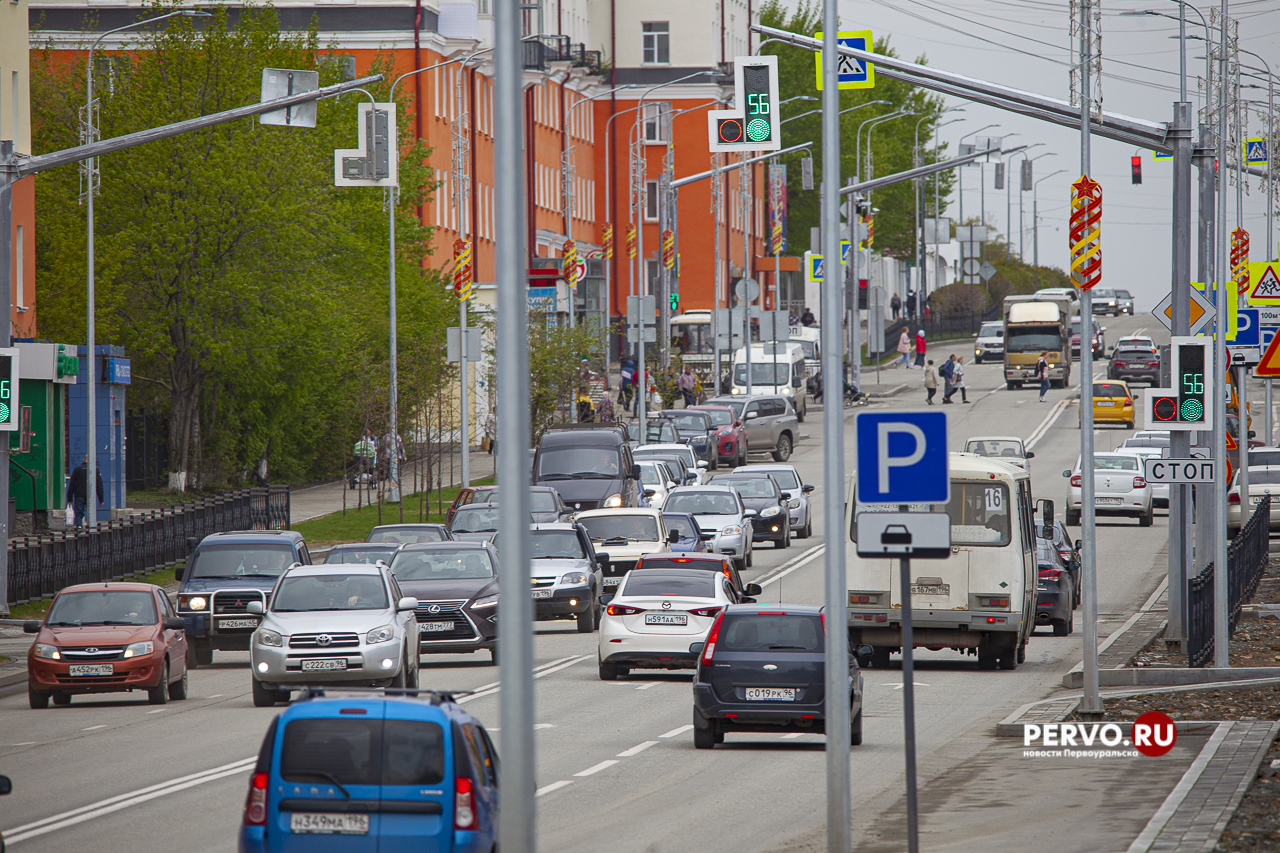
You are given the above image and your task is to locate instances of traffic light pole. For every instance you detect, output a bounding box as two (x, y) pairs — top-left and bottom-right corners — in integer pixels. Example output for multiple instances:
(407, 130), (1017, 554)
(1167, 101), (1194, 647)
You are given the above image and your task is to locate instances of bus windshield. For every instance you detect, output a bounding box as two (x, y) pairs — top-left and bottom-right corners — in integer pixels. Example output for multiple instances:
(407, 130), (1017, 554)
(1005, 325), (1062, 353)
(671, 319), (713, 355)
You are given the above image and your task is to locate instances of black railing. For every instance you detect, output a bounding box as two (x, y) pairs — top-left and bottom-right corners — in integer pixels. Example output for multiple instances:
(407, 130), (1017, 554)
(6, 485), (290, 607)
(1187, 495), (1270, 667)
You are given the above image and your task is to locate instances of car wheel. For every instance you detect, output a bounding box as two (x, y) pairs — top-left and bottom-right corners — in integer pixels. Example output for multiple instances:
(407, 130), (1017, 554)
(1139, 505), (1154, 527)
(406, 652), (420, 689)
(193, 642), (213, 667)
(802, 516), (813, 539)
(28, 684), (49, 709)
(772, 434), (793, 462)
(490, 646), (500, 667)
(746, 547), (753, 568)
(1066, 508), (1080, 527)
(251, 677), (277, 708)
(593, 601), (603, 630)
(1068, 610), (1075, 635)
(598, 661), (619, 681)
(169, 664), (189, 701)
(390, 656), (408, 689)
(576, 606), (594, 634)
(734, 557), (747, 573)
(148, 661), (171, 705)
(977, 651), (999, 671)
(1052, 619), (1070, 637)
(871, 646), (892, 669)
(694, 721), (718, 750)
(1016, 641), (1027, 664)
(850, 708), (863, 747)
(779, 526), (790, 548)
(51, 691), (72, 706)
(998, 650), (1017, 670)
(796, 402), (805, 423)
(738, 445), (747, 467)
(185, 642), (200, 670)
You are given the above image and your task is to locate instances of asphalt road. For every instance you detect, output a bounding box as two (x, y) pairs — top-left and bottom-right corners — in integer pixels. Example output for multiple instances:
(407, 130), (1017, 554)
(0, 314), (1180, 853)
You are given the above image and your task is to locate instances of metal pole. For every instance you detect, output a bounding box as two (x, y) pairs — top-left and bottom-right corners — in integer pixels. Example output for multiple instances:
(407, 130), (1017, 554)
(1078, 0), (1102, 717)
(1213, 0), (1230, 670)
(1195, 121), (1215, 575)
(851, 188), (862, 388)
(494, 1), (534, 849)
(0, 143), (12, 613)
(899, 553), (920, 853)
(819, 12), (851, 852)
(453, 68), (472, 489)
(1169, 102), (1194, 647)
(742, 155), (753, 398)
(637, 134), (649, 436)
(713, 157), (723, 397)
(388, 187), (402, 514)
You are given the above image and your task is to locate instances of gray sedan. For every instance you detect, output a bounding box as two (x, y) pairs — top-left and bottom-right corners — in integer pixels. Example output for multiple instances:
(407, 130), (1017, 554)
(735, 463), (815, 539)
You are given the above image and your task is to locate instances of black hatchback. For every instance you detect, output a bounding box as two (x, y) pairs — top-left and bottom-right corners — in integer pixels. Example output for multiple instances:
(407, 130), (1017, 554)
(690, 605), (864, 748)
(708, 473), (791, 548)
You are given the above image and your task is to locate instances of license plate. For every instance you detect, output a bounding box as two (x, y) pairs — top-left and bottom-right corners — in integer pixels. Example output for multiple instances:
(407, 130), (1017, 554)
(1252, 497), (1265, 505)
(289, 812), (369, 835)
(68, 664), (113, 676)
(1096, 401), (1116, 407)
(218, 618), (258, 629)
(532, 589), (553, 599)
(910, 584), (950, 596)
(300, 658), (347, 671)
(1096, 497), (1122, 505)
(420, 621), (455, 632)
(745, 687), (795, 701)
(603, 578), (622, 587)
(644, 613), (688, 625)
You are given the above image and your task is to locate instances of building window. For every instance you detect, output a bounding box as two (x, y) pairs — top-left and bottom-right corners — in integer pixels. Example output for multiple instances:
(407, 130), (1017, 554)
(642, 22), (670, 65)
(478, 0), (491, 16)
(642, 102), (670, 143)
(644, 180), (659, 221)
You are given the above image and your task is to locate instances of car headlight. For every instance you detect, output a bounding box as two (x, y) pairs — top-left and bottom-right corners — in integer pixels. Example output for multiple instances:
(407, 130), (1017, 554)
(471, 593), (500, 609)
(731, 387), (741, 394)
(788, 499), (800, 509)
(560, 572), (589, 585)
(366, 624), (397, 644)
(761, 506), (782, 518)
(33, 643), (60, 660)
(255, 629), (283, 647)
(603, 494), (623, 508)
(122, 641), (154, 659)
(181, 595), (207, 611)
(720, 525), (742, 536)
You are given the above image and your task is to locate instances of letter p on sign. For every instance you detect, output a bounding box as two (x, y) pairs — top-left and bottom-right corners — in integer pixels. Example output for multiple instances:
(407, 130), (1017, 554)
(855, 411), (950, 505)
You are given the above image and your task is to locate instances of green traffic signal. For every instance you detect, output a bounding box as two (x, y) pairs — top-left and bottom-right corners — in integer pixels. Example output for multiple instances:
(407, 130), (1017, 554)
(742, 64), (773, 144)
(670, 293), (680, 311)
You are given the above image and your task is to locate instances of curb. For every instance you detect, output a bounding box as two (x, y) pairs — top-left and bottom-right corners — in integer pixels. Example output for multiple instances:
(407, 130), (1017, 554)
(0, 669), (27, 688)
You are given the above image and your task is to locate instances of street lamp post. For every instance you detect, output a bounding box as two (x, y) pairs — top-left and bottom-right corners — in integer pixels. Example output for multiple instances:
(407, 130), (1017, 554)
(1006, 144), (1044, 261)
(957, 124), (998, 226)
(913, 108), (963, 288)
(85, 9), (209, 513)
(928, 117), (964, 299)
(1032, 169), (1066, 266)
(1019, 152), (1055, 262)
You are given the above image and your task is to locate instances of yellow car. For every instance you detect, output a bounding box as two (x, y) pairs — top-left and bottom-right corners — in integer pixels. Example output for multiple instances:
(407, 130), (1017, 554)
(1082, 380), (1135, 428)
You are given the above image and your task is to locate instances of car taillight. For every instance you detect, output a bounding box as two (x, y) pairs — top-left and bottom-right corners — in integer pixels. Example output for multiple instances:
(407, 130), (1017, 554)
(1038, 568), (1062, 580)
(1124, 397), (1133, 407)
(1229, 492), (1241, 504)
(701, 611), (725, 667)
(1133, 477), (1146, 488)
(1058, 549), (1072, 561)
(244, 772), (268, 826)
(607, 604), (645, 616)
(1147, 361), (1160, 367)
(1070, 475), (1082, 487)
(455, 776), (476, 830)
(689, 606), (722, 617)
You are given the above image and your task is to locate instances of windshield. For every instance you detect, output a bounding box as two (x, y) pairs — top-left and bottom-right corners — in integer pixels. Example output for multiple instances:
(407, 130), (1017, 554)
(189, 543), (295, 579)
(671, 320), (713, 354)
(979, 323), (1003, 338)
(719, 614), (821, 652)
(639, 464), (667, 486)
(763, 469), (800, 490)
(1006, 325), (1062, 353)
(621, 573), (715, 597)
(1116, 290), (1132, 298)
(794, 339), (817, 360)
(579, 515), (660, 543)
(698, 409), (734, 427)
(965, 439), (1024, 460)
(1094, 289), (1116, 298)
(538, 447), (621, 480)
(367, 527), (448, 545)
(708, 399), (745, 419)
(715, 477), (780, 499)
(281, 718), (445, 787)
(325, 547), (398, 565)
(272, 573), (389, 612)
(662, 515), (700, 541)
(450, 506), (501, 533)
(47, 590), (157, 627)
(1092, 456), (1139, 471)
(734, 362), (791, 386)
(390, 549), (495, 580)
(474, 490), (559, 512)
(668, 413), (710, 432)
(526, 530), (587, 559)
(627, 421), (679, 443)
(635, 446), (694, 468)
(664, 491), (739, 516)
(1093, 383), (1129, 398)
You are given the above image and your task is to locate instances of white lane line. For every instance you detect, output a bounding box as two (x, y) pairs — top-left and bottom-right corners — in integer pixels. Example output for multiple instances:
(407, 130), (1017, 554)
(1126, 722), (1233, 853)
(573, 760), (620, 777)
(617, 741), (659, 757)
(635, 682), (660, 690)
(1026, 398), (1072, 450)
(205, 694), (223, 698)
(536, 780), (573, 797)
(535, 723), (555, 730)
(82, 725), (106, 731)
(3, 756), (256, 843)
(752, 543), (825, 586)
(758, 546), (826, 590)
(660, 725), (693, 738)
(781, 733), (806, 739)
(9, 742), (36, 746)
(457, 655), (590, 704)
(145, 709), (166, 714)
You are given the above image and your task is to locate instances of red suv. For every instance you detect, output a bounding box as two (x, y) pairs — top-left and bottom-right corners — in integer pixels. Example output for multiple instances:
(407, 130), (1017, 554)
(25, 582), (191, 709)
(690, 405), (747, 468)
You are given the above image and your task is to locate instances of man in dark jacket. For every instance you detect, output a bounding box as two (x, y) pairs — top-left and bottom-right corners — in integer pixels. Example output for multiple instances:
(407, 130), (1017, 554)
(66, 455), (104, 528)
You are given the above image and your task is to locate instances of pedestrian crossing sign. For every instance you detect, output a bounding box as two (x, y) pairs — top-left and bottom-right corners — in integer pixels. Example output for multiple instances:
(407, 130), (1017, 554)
(1152, 150), (1173, 161)
(1249, 263), (1280, 305)
(814, 31), (875, 90)
(1244, 138), (1269, 166)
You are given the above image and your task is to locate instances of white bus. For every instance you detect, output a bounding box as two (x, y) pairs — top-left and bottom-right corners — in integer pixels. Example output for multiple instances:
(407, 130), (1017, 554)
(845, 453), (1037, 670)
(670, 310), (715, 381)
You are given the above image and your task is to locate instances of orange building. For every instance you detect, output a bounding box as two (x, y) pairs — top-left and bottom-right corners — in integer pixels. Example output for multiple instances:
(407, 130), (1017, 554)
(5, 0), (37, 340)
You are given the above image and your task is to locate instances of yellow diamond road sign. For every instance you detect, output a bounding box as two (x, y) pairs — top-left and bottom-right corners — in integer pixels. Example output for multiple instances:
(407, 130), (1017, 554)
(1249, 262), (1280, 305)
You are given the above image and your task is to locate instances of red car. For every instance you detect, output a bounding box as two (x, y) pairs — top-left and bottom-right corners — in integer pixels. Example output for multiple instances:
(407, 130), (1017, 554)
(690, 405), (747, 468)
(446, 484), (499, 525)
(25, 582), (190, 709)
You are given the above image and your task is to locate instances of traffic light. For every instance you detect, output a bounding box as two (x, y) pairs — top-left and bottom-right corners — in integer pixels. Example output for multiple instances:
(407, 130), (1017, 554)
(0, 349), (19, 432)
(1175, 340), (1206, 423)
(1143, 337), (1212, 430)
(858, 278), (869, 310)
(670, 292), (679, 311)
(1131, 156), (1142, 185)
(707, 56), (780, 152)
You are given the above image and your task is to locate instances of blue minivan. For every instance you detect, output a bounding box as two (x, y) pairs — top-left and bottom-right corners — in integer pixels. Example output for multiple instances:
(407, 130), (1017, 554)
(239, 688), (499, 853)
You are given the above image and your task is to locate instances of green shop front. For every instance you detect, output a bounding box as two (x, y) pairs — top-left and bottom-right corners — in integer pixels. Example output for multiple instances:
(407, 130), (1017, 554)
(10, 343), (78, 533)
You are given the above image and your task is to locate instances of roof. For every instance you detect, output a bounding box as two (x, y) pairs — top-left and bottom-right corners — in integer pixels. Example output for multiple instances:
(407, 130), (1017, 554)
(369, 523), (448, 531)
(638, 553), (729, 564)
(58, 581), (161, 594)
(199, 530), (304, 545)
(736, 463), (798, 471)
(576, 507), (664, 519)
(670, 484), (737, 494)
(287, 562), (382, 576)
(330, 542), (398, 550)
(539, 428), (625, 446)
(964, 435), (1024, 444)
(947, 452), (1032, 480)
(394, 540), (494, 553)
(724, 603), (823, 616)
(636, 443), (694, 454)
(530, 522), (579, 532)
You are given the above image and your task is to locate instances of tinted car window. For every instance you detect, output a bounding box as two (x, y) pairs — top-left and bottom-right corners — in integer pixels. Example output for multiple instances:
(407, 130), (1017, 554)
(1093, 383), (1128, 397)
(1114, 349), (1153, 360)
(965, 439), (1024, 458)
(762, 469), (801, 490)
(665, 492), (739, 515)
(700, 409), (733, 427)
(638, 556), (726, 573)
(367, 528), (448, 545)
(451, 506), (501, 533)
(47, 590), (158, 627)
(621, 573), (715, 597)
(280, 718), (445, 787)
(668, 413), (711, 431)
(325, 546), (398, 565)
(189, 544), (295, 579)
(475, 491), (559, 513)
(579, 515), (659, 542)
(719, 614), (821, 651)
(272, 573), (389, 611)
(716, 478), (780, 499)
(1093, 456), (1139, 471)
(538, 447), (621, 478)
(527, 530), (587, 559)
(662, 515), (700, 541)
(390, 550), (495, 580)
(382, 720), (447, 785)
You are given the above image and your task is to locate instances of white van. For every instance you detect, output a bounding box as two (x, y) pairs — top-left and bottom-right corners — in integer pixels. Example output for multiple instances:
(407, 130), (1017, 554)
(845, 452), (1036, 670)
(787, 325), (822, 379)
(731, 342), (808, 421)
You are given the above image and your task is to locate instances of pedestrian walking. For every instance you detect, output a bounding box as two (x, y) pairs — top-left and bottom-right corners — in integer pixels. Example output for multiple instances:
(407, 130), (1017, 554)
(484, 409), (497, 454)
(896, 329), (911, 368)
(940, 354), (956, 403)
(66, 455), (104, 528)
(906, 289), (917, 321)
(677, 365), (697, 407)
(620, 358), (635, 411)
(914, 329), (927, 367)
(353, 429), (377, 483)
(801, 307), (816, 327)
(1036, 350), (1051, 402)
(950, 355), (969, 403)
(890, 292), (902, 320)
(923, 359), (938, 405)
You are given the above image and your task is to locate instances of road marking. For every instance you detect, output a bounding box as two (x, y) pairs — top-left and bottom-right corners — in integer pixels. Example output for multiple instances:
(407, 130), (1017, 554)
(752, 543), (824, 585)
(574, 760), (619, 777)
(535, 723), (555, 729)
(9, 742), (36, 746)
(205, 694), (223, 698)
(635, 682), (660, 690)
(536, 780), (573, 797)
(660, 724), (693, 738)
(1126, 722), (1233, 853)
(755, 544), (826, 590)
(457, 655), (590, 704)
(3, 756), (256, 844)
(889, 681), (930, 690)
(617, 740), (659, 757)
(1025, 398), (1073, 450)
(82, 725), (106, 731)
(781, 732), (807, 739)
(146, 709), (166, 714)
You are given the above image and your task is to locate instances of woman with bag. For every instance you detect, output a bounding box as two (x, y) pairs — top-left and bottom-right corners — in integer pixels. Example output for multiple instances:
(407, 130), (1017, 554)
(1036, 351), (1051, 402)
(923, 359), (938, 405)
(950, 356), (969, 403)
(896, 329), (911, 368)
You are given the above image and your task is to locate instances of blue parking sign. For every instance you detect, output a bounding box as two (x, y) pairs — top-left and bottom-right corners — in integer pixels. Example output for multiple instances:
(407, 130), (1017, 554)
(855, 411), (950, 505)
(1235, 308), (1261, 347)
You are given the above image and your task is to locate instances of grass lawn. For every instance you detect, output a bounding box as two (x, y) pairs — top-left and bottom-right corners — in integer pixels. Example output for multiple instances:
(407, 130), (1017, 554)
(294, 478), (496, 547)
(8, 565), (179, 621)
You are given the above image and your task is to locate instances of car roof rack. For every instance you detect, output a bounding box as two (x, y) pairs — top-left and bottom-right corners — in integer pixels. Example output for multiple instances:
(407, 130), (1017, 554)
(294, 687), (473, 705)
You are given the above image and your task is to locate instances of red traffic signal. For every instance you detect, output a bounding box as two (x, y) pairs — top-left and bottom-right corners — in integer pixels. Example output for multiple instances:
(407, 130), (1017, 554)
(716, 117), (744, 144)
(1131, 156), (1142, 185)
(1150, 394), (1177, 421)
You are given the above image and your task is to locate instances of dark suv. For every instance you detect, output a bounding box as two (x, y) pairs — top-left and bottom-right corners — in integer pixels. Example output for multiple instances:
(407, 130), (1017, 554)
(533, 423), (641, 511)
(387, 541), (501, 664)
(1108, 346), (1161, 385)
(176, 530), (312, 667)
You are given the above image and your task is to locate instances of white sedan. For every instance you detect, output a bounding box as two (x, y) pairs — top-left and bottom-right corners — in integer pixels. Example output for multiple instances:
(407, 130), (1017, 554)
(964, 436), (1034, 472)
(1115, 445), (1168, 507)
(598, 568), (742, 680)
(1226, 466), (1280, 537)
(1064, 453), (1153, 527)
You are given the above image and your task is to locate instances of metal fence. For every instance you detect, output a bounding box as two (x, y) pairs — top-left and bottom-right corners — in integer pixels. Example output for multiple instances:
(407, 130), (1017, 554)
(1187, 495), (1270, 667)
(6, 485), (290, 607)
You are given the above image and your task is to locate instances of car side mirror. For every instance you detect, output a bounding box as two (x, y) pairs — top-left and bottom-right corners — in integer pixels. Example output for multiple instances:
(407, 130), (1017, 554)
(855, 645), (875, 667)
(740, 597), (758, 604)
(1025, 451), (1035, 459)
(1062, 470), (1071, 478)
(186, 536), (198, 555)
(164, 617), (186, 630)
(644, 488), (657, 498)
(23, 620), (40, 634)
(802, 484), (815, 493)
(631, 465), (641, 480)
(1249, 430), (1257, 439)
(0, 775), (10, 796)
(174, 565), (185, 582)
(735, 420), (743, 428)
(595, 552), (610, 567)
(245, 601), (265, 615)
(791, 377), (803, 388)
(666, 481), (677, 490)
(689, 641), (705, 656)
(780, 492), (792, 501)
(600, 593), (614, 606)
(667, 530), (681, 543)
(696, 460), (709, 469)
(1074, 539), (1083, 550)
(397, 596), (419, 612)
(745, 582), (763, 596)
(743, 509), (757, 518)
(746, 411), (759, 420)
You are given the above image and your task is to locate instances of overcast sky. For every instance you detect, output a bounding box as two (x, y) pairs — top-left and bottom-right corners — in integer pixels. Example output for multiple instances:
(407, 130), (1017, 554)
(787, 0), (1280, 312)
